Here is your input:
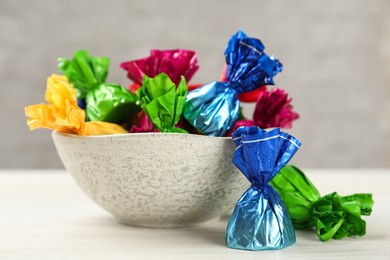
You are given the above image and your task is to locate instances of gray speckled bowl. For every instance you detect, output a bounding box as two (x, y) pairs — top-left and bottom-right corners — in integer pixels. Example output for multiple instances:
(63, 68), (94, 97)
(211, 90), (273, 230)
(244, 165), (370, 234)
(52, 131), (248, 228)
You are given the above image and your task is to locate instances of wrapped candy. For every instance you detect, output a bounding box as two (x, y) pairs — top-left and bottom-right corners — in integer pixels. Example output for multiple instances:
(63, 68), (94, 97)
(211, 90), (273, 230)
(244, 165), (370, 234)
(58, 50), (139, 124)
(227, 88), (299, 136)
(183, 30), (283, 136)
(219, 63), (267, 102)
(136, 73), (188, 133)
(270, 165), (374, 241)
(58, 50), (109, 99)
(253, 88), (299, 129)
(25, 74), (127, 136)
(85, 83), (138, 123)
(120, 49), (200, 131)
(120, 49), (199, 90)
(226, 126), (301, 250)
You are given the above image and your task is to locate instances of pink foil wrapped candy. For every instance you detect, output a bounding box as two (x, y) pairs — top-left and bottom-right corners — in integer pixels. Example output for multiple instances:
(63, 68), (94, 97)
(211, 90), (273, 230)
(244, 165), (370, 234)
(253, 88), (299, 129)
(120, 49), (199, 90)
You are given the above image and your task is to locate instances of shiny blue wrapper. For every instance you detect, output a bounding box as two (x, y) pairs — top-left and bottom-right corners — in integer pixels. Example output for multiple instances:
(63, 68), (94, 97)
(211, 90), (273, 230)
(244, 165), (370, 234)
(183, 82), (239, 136)
(183, 31), (282, 136)
(225, 30), (283, 91)
(226, 126), (301, 251)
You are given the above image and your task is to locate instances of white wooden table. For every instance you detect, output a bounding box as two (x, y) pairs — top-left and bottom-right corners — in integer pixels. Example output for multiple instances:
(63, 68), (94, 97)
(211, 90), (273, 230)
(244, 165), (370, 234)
(1, 170), (389, 259)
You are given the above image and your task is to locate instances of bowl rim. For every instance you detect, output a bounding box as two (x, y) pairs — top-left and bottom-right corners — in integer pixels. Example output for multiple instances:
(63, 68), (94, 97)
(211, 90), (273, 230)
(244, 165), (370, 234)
(52, 130), (232, 140)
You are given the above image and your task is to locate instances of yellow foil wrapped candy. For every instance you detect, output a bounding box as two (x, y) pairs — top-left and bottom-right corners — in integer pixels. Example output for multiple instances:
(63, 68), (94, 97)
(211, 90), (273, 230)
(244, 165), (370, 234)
(25, 74), (127, 136)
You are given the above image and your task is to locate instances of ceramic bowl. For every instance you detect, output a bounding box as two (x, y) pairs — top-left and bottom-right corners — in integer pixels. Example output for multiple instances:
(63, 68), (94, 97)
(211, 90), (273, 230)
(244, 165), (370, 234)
(52, 131), (248, 228)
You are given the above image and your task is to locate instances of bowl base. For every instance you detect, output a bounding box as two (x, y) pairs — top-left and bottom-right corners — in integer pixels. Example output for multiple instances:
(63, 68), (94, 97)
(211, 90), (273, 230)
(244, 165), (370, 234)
(116, 216), (222, 229)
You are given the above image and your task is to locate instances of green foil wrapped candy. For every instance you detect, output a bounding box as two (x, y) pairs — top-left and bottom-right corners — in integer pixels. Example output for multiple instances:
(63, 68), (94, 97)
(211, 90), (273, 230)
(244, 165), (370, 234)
(270, 165), (374, 241)
(86, 83), (140, 123)
(270, 165), (320, 229)
(137, 73), (188, 133)
(58, 50), (140, 125)
(313, 192), (373, 241)
(58, 50), (109, 99)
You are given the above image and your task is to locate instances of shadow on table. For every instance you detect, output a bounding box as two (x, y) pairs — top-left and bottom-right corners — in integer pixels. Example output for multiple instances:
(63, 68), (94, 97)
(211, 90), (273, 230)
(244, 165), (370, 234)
(294, 229), (321, 241)
(87, 214), (229, 247)
(184, 216), (230, 247)
(88, 214), (367, 248)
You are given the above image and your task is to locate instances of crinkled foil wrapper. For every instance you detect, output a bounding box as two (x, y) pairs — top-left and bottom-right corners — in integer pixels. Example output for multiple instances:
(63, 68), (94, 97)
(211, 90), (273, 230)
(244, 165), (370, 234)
(226, 126), (301, 250)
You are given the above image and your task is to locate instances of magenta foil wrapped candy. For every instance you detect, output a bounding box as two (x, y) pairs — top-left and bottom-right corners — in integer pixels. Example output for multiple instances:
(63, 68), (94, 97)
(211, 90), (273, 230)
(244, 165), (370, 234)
(120, 49), (199, 87)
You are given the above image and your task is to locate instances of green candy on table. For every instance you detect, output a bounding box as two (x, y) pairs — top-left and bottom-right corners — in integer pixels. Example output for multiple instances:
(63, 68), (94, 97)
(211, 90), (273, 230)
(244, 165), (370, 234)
(270, 165), (374, 241)
(58, 50), (109, 99)
(137, 73), (188, 133)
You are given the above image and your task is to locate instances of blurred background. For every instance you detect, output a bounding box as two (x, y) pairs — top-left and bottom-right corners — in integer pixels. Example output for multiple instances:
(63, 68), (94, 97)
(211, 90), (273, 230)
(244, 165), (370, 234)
(0, 0), (389, 168)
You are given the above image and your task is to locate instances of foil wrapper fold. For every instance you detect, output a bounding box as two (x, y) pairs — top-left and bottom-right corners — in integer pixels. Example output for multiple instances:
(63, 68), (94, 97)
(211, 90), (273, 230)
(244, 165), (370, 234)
(137, 73), (188, 133)
(120, 49), (199, 89)
(58, 50), (109, 99)
(226, 126), (301, 250)
(183, 31), (282, 136)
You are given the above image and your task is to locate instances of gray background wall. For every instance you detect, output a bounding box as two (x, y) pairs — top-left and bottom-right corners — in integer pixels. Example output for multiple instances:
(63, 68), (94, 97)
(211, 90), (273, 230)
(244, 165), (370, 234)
(1, 0), (389, 168)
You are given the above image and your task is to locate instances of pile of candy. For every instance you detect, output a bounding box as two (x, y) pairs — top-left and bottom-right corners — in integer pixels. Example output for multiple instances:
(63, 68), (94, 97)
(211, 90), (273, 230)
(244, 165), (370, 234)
(25, 30), (299, 136)
(225, 131), (373, 250)
(25, 30), (373, 251)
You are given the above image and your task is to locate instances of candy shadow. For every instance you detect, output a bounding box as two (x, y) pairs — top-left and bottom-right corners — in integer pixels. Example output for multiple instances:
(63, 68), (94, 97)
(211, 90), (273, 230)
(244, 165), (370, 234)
(87, 215), (228, 247)
(183, 217), (229, 247)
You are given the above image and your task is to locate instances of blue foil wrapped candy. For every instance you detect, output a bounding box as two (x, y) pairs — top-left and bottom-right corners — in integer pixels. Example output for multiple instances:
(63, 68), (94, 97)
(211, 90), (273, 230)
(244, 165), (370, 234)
(183, 31), (282, 136)
(226, 126), (301, 251)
